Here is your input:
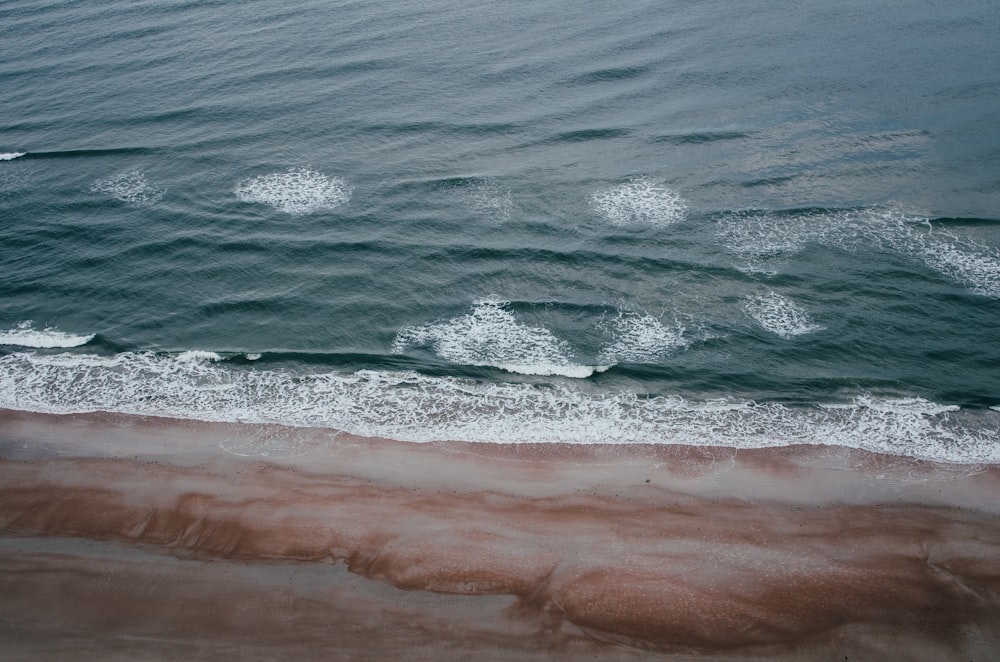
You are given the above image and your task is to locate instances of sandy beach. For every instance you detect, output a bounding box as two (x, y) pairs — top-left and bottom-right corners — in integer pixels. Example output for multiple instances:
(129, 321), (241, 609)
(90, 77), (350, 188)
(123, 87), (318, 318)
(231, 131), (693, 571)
(1, 408), (999, 660)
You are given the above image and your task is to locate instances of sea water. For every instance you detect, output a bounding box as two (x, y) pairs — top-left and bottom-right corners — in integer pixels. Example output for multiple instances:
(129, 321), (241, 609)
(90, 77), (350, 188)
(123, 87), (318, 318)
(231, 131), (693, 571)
(1, 0), (999, 462)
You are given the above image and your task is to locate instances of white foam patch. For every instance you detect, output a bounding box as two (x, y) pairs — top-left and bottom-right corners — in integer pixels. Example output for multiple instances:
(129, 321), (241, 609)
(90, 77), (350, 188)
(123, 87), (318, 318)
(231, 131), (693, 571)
(717, 207), (1000, 297)
(597, 309), (689, 364)
(902, 229), (1000, 299)
(91, 169), (166, 208)
(743, 292), (824, 339)
(0, 351), (996, 463)
(461, 179), (515, 223)
(0, 321), (94, 348)
(715, 212), (816, 274)
(590, 177), (687, 227)
(234, 167), (352, 215)
(0, 152), (25, 161)
(392, 300), (600, 378)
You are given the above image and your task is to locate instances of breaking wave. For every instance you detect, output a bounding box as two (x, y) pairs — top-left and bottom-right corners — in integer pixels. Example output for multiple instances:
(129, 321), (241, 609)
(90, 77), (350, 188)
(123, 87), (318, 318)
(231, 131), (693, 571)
(0, 321), (95, 348)
(392, 300), (601, 378)
(0, 350), (996, 463)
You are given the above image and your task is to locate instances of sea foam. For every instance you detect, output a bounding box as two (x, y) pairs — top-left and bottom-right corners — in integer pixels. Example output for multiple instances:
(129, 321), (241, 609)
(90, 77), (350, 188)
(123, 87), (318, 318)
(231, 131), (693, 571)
(0, 350), (996, 463)
(235, 167), (352, 215)
(0, 321), (94, 348)
(743, 292), (824, 339)
(597, 309), (689, 364)
(717, 207), (1000, 297)
(91, 169), (166, 207)
(590, 177), (687, 227)
(392, 299), (600, 378)
(460, 178), (515, 223)
(0, 152), (25, 161)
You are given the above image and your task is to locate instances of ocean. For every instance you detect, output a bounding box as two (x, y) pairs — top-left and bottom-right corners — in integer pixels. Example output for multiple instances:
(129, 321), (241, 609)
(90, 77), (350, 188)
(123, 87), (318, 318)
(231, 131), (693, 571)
(2, 0), (999, 463)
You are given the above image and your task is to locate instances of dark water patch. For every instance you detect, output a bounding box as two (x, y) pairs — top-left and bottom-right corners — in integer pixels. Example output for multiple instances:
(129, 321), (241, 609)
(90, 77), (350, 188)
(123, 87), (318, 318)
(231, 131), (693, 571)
(19, 147), (161, 160)
(566, 66), (652, 85)
(653, 131), (752, 145)
(928, 217), (1000, 227)
(220, 349), (451, 375)
(357, 121), (523, 137)
(742, 176), (797, 188)
(532, 128), (633, 145)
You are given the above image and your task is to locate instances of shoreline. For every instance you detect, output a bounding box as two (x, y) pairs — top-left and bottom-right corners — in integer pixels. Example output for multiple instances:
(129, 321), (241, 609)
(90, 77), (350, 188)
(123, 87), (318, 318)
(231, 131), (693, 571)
(2, 409), (999, 658)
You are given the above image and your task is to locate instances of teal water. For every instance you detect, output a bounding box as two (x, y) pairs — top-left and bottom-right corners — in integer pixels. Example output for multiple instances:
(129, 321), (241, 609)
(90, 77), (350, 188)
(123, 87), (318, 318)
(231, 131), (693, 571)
(2, 0), (999, 461)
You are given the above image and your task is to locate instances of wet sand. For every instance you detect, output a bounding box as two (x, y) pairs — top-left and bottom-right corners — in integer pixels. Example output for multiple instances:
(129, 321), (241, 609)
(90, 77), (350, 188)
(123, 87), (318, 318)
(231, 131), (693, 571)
(1, 409), (999, 660)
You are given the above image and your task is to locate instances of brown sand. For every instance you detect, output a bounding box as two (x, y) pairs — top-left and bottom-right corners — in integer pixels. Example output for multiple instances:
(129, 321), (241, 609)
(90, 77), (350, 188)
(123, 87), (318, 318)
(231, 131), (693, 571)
(1, 408), (999, 660)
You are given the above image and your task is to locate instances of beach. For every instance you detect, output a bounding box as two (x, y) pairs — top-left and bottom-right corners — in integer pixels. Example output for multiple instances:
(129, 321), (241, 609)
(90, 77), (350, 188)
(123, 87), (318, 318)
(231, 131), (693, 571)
(2, 409), (998, 660)
(3, 0), (1000, 658)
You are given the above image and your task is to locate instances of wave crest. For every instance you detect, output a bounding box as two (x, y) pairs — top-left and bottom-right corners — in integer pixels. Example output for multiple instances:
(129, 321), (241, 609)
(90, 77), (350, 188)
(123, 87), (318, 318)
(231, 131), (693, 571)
(0, 321), (94, 348)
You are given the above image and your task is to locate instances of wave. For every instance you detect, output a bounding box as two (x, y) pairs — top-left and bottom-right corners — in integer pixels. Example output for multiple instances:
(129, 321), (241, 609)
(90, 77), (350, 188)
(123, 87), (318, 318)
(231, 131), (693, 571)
(590, 177), (687, 227)
(91, 169), (166, 208)
(743, 292), (824, 339)
(0, 349), (996, 463)
(0, 321), (95, 348)
(717, 207), (1000, 297)
(392, 299), (602, 378)
(13, 147), (157, 159)
(234, 167), (352, 215)
(0, 152), (25, 161)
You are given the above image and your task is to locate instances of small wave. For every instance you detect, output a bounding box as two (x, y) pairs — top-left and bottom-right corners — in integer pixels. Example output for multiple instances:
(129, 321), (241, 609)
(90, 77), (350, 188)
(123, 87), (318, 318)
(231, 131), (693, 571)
(0, 152), (25, 161)
(91, 169), (166, 208)
(590, 177), (687, 227)
(0, 351), (996, 463)
(0, 321), (94, 348)
(392, 299), (599, 378)
(743, 292), (824, 339)
(234, 167), (352, 215)
(597, 309), (689, 364)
